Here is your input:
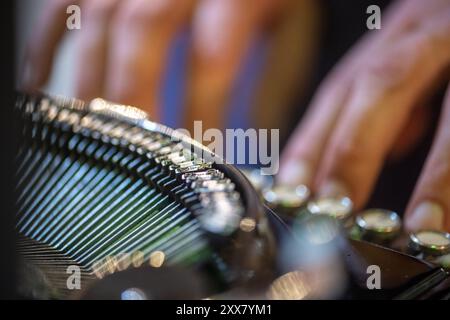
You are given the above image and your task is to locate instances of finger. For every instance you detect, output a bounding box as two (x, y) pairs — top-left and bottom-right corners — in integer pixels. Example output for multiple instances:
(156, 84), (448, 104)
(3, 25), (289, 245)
(316, 9), (450, 209)
(405, 84), (450, 232)
(104, 0), (194, 118)
(73, 0), (120, 100)
(21, 0), (78, 91)
(184, 0), (283, 133)
(278, 23), (390, 187)
(277, 5), (385, 187)
(388, 105), (431, 161)
(277, 71), (353, 187)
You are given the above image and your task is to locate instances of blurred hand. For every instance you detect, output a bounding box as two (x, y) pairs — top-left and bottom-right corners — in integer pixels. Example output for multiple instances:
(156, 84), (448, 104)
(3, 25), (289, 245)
(279, 0), (450, 231)
(22, 0), (314, 133)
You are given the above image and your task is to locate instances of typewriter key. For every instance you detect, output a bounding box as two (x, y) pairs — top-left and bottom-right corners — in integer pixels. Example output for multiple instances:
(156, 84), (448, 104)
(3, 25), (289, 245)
(198, 191), (241, 207)
(174, 162), (213, 174)
(181, 170), (224, 183)
(409, 230), (450, 256)
(307, 197), (353, 221)
(191, 179), (235, 193)
(355, 209), (401, 243)
(262, 185), (310, 213)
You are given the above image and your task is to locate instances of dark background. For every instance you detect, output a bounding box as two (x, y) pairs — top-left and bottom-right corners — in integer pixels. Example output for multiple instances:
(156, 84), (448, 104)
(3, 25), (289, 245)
(0, 0), (16, 299)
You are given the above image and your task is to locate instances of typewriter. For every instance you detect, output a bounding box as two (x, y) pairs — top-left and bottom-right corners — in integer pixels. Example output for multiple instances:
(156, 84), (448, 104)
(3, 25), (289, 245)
(13, 93), (450, 300)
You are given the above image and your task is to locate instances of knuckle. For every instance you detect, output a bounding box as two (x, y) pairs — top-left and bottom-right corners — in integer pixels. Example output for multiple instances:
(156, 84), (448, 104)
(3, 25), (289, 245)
(332, 134), (373, 166)
(358, 51), (414, 92)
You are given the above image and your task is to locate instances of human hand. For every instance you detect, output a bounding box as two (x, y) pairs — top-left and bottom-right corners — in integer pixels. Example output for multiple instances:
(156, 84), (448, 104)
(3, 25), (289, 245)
(279, 0), (450, 231)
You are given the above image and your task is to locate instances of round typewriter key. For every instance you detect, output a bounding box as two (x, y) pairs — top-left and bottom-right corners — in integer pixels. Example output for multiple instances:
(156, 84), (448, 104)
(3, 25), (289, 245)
(263, 185), (310, 212)
(409, 230), (450, 256)
(199, 191), (241, 207)
(307, 197), (353, 221)
(355, 209), (401, 242)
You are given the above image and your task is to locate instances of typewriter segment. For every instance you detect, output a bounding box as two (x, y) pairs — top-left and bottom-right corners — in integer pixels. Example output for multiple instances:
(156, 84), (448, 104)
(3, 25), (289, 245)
(13, 94), (450, 300)
(14, 94), (275, 299)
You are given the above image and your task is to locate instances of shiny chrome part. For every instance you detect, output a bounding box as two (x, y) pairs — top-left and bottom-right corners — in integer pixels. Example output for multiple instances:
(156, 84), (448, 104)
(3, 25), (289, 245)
(263, 185), (310, 209)
(181, 170), (225, 183)
(17, 94), (250, 244)
(191, 179), (235, 193)
(196, 198), (243, 236)
(267, 271), (312, 300)
(157, 151), (191, 166)
(89, 98), (148, 125)
(356, 209), (401, 241)
(141, 140), (165, 153)
(307, 197), (353, 221)
(198, 191), (241, 206)
(409, 230), (450, 256)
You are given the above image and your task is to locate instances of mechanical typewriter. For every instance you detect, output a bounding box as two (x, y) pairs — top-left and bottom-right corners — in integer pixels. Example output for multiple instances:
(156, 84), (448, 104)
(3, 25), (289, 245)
(13, 93), (450, 300)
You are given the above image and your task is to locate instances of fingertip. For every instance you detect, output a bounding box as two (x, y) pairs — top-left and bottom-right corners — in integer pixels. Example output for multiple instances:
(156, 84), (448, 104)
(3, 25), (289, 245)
(404, 201), (445, 232)
(276, 160), (313, 187)
(316, 179), (350, 200)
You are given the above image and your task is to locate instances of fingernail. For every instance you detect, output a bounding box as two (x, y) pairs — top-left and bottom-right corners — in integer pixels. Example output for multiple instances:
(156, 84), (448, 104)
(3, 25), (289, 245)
(277, 161), (312, 187)
(406, 201), (444, 232)
(318, 180), (349, 199)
